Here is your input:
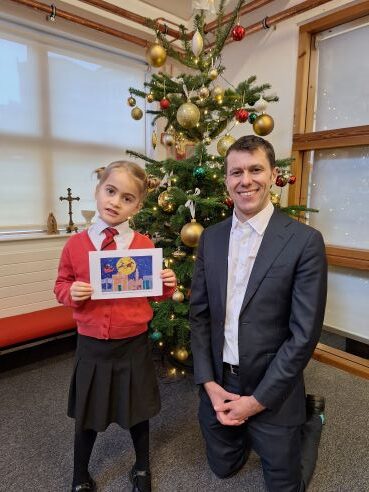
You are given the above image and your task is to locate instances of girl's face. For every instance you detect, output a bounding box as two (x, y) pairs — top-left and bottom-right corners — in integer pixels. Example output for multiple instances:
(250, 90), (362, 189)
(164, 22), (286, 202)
(95, 169), (142, 226)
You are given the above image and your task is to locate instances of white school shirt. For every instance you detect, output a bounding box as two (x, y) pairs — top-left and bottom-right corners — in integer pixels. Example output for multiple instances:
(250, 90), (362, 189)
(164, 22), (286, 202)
(88, 217), (134, 250)
(223, 201), (274, 365)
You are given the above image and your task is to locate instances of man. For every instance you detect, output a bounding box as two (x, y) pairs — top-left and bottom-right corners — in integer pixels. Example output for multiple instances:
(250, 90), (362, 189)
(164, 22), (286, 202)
(190, 135), (327, 492)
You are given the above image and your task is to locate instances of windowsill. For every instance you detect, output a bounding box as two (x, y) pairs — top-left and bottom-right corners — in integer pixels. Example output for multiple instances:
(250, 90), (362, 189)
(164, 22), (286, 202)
(0, 231), (77, 242)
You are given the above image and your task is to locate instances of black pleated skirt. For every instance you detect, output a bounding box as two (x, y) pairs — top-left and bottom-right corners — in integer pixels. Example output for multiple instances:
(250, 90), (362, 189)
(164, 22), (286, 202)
(68, 332), (160, 432)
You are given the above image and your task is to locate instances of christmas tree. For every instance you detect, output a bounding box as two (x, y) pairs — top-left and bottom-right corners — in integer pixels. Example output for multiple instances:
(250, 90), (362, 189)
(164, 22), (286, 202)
(126, 0), (306, 367)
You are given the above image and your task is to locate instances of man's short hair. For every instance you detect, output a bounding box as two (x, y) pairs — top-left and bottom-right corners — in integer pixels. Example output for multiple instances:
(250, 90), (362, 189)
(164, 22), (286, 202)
(224, 135), (276, 172)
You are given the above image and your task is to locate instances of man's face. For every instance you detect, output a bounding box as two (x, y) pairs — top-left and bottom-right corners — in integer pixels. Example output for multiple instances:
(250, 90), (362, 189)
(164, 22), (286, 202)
(225, 149), (277, 222)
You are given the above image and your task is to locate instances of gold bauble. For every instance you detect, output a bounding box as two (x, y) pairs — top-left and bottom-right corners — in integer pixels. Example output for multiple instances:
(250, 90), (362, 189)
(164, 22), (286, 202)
(217, 134), (236, 157)
(209, 68), (218, 80)
(151, 131), (157, 149)
(158, 190), (174, 212)
(176, 102), (200, 129)
(146, 93), (154, 103)
(253, 114), (274, 136)
(131, 107), (143, 120)
(172, 290), (185, 303)
(175, 347), (189, 361)
(270, 191), (281, 207)
(162, 133), (175, 146)
(212, 86), (224, 98)
(180, 219), (204, 247)
(146, 42), (167, 67)
(215, 94), (223, 104)
(199, 86), (210, 98)
(127, 96), (136, 107)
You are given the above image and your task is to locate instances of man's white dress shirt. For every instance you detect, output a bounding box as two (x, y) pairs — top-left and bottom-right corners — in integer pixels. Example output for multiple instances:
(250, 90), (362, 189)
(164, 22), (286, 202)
(223, 201), (274, 365)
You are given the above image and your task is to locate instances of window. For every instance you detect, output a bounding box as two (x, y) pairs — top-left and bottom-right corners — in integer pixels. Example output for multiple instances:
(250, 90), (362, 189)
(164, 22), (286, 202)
(0, 17), (147, 232)
(292, 3), (369, 347)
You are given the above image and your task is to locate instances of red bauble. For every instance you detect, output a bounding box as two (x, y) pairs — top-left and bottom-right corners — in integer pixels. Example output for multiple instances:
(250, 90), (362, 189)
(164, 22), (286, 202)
(160, 97), (170, 110)
(231, 24), (246, 41)
(288, 175), (297, 185)
(224, 196), (234, 208)
(275, 175), (288, 187)
(234, 108), (249, 123)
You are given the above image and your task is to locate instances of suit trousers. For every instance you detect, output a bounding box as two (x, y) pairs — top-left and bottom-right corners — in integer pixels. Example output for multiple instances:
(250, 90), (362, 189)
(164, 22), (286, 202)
(198, 370), (322, 492)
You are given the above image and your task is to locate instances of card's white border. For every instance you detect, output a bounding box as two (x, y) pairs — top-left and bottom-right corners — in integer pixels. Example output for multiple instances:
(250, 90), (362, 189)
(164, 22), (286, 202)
(89, 248), (163, 299)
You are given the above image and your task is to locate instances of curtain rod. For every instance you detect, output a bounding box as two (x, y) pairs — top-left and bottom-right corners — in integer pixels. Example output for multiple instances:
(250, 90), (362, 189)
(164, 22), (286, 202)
(8, 0), (337, 50)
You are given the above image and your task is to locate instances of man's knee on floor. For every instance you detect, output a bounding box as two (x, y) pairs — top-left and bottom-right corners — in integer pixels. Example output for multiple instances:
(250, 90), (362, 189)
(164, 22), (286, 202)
(207, 456), (245, 479)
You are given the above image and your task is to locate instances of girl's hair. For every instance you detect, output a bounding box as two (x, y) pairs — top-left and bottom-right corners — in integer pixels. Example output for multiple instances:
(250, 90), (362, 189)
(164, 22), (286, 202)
(94, 160), (160, 199)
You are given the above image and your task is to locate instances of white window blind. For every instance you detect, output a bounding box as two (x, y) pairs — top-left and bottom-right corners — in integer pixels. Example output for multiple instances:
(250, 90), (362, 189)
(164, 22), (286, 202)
(0, 18), (147, 232)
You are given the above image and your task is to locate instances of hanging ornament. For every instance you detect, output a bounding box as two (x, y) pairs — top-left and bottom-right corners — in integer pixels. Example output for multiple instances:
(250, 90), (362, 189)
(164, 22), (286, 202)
(131, 107), (143, 120)
(204, 136), (212, 145)
(150, 330), (162, 341)
(212, 86), (225, 98)
(160, 97), (170, 110)
(199, 86), (210, 99)
(127, 96), (136, 107)
(275, 175), (288, 187)
(146, 40), (167, 67)
(146, 93), (154, 103)
(192, 29), (204, 57)
(253, 114), (274, 136)
(193, 166), (206, 179)
(208, 67), (218, 80)
(172, 290), (185, 303)
(270, 191), (281, 207)
(231, 23), (246, 41)
(288, 175), (297, 185)
(217, 134), (236, 157)
(248, 112), (257, 123)
(181, 219), (204, 247)
(176, 102), (200, 129)
(224, 196), (234, 208)
(234, 108), (249, 123)
(158, 190), (175, 212)
(254, 96), (268, 113)
(174, 347), (189, 361)
(151, 131), (157, 149)
(172, 248), (187, 259)
(162, 132), (175, 147)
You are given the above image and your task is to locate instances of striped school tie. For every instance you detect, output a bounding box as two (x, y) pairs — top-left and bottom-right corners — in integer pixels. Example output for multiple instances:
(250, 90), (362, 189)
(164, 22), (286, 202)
(101, 227), (118, 250)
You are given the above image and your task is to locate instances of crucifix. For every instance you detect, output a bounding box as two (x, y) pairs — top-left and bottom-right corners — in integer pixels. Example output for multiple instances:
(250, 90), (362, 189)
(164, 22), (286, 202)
(60, 188), (80, 233)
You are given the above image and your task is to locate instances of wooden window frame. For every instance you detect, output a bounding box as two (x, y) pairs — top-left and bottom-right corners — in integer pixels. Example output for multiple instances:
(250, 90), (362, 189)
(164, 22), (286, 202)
(291, 0), (369, 271)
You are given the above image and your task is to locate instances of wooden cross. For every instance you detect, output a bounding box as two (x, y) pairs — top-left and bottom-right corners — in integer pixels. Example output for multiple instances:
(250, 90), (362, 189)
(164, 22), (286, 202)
(60, 188), (80, 233)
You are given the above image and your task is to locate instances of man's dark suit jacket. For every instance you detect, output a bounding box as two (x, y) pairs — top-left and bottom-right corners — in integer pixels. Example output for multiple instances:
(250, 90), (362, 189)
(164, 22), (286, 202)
(190, 208), (327, 426)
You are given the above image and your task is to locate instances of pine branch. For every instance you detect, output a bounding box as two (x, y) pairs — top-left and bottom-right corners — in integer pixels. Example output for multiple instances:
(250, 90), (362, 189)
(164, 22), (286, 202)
(213, 0), (246, 60)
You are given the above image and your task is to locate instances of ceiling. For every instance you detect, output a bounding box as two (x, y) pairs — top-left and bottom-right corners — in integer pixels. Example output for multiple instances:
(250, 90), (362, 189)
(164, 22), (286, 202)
(140, 0), (194, 21)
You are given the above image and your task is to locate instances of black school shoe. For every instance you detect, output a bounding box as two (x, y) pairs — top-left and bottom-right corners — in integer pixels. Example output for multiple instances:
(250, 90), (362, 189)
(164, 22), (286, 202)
(129, 465), (152, 492)
(71, 476), (96, 491)
(306, 394), (326, 424)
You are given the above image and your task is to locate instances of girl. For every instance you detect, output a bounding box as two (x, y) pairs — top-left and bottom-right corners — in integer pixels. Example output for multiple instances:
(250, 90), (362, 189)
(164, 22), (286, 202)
(54, 161), (177, 492)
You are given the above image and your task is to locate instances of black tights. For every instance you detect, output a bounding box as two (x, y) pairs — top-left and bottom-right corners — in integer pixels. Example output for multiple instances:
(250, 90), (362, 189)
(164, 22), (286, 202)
(72, 420), (150, 486)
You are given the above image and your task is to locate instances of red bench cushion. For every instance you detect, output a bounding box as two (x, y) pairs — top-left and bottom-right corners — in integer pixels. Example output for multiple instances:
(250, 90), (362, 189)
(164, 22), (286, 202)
(0, 306), (75, 348)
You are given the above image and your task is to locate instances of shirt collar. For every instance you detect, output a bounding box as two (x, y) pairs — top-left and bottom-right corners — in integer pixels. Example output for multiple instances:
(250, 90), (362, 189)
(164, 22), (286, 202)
(231, 201), (274, 235)
(92, 216), (132, 236)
